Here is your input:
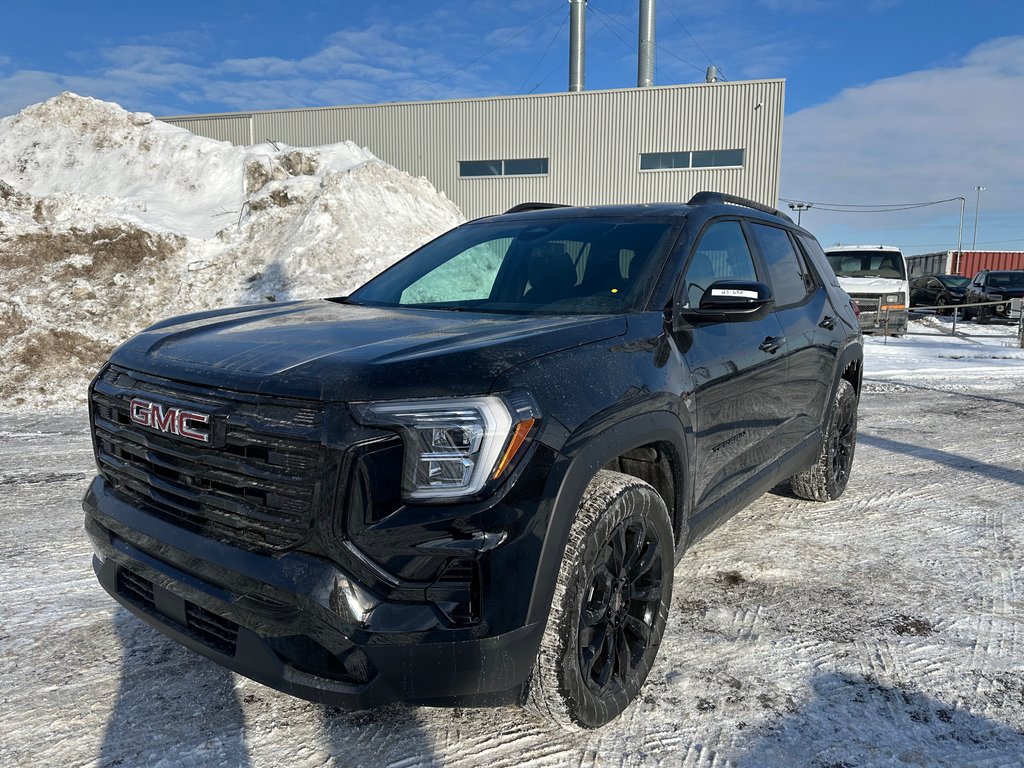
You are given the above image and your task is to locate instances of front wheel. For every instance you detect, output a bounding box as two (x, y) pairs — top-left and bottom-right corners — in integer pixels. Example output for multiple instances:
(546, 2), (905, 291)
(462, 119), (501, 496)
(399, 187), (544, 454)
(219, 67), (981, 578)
(528, 470), (674, 729)
(936, 296), (950, 316)
(791, 379), (858, 501)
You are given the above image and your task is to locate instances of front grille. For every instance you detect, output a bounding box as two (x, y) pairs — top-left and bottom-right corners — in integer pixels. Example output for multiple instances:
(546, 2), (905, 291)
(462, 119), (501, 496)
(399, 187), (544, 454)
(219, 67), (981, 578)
(91, 365), (326, 552)
(849, 294), (881, 313)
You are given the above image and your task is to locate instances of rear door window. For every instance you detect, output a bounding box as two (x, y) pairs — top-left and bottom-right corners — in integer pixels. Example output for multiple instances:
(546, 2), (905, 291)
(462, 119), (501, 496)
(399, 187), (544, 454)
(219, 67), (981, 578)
(750, 223), (815, 307)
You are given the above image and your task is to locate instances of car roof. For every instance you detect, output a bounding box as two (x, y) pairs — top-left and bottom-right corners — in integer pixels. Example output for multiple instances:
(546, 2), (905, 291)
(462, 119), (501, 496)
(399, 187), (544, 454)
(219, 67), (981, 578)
(823, 245), (903, 254)
(474, 200), (799, 229)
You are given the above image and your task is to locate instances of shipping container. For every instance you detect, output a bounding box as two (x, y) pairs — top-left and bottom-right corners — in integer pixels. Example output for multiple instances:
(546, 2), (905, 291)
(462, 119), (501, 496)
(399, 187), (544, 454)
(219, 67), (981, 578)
(906, 250), (1024, 278)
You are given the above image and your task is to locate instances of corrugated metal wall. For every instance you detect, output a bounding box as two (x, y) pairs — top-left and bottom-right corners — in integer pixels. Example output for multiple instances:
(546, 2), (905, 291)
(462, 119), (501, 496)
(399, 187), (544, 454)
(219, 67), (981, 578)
(956, 251), (1024, 276)
(907, 250), (1024, 277)
(162, 81), (784, 220)
(166, 114), (253, 145)
(906, 252), (954, 276)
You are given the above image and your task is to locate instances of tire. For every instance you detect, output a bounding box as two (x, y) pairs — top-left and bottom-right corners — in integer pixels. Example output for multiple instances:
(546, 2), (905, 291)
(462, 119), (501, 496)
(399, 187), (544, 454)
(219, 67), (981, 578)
(977, 305), (990, 324)
(936, 296), (950, 316)
(790, 379), (858, 502)
(528, 470), (674, 729)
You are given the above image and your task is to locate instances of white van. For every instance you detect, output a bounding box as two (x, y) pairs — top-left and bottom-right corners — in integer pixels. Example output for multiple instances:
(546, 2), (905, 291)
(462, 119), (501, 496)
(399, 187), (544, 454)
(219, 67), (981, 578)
(824, 245), (909, 336)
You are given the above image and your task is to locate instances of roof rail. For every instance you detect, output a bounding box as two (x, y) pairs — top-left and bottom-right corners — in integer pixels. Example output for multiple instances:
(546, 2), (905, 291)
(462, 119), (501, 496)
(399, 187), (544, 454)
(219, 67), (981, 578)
(687, 191), (794, 224)
(504, 202), (569, 214)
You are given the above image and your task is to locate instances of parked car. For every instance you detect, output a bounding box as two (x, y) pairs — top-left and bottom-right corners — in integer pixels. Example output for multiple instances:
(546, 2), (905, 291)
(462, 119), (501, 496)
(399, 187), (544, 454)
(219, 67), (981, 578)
(83, 192), (863, 729)
(909, 274), (970, 314)
(962, 269), (1024, 323)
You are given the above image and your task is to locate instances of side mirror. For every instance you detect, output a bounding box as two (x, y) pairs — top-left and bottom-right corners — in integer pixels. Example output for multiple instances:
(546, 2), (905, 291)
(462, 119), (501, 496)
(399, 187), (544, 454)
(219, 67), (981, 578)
(672, 280), (774, 330)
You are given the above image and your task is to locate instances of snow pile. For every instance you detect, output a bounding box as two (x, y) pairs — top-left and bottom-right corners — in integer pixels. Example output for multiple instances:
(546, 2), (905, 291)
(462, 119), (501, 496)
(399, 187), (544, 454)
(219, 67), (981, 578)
(0, 93), (463, 412)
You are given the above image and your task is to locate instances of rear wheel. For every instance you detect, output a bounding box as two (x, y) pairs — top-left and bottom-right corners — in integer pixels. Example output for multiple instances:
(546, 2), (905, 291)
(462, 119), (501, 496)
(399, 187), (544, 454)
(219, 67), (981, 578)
(791, 379), (858, 501)
(528, 470), (674, 729)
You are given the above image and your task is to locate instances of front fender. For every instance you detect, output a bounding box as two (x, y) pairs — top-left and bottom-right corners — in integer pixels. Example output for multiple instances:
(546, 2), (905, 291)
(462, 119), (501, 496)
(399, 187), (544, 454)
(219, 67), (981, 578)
(524, 409), (689, 627)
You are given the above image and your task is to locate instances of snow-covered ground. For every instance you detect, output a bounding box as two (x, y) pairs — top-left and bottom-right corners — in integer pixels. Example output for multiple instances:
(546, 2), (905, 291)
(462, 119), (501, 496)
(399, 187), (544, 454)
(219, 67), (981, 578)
(1, 327), (1022, 768)
(0, 93), (463, 413)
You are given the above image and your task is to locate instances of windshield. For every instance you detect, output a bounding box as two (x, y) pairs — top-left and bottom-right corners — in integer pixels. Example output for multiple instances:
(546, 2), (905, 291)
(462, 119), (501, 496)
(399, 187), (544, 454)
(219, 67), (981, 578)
(939, 275), (970, 288)
(826, 250), (906, 280)
(348, 217), (678, 315)
(987, 272), (1024, 289)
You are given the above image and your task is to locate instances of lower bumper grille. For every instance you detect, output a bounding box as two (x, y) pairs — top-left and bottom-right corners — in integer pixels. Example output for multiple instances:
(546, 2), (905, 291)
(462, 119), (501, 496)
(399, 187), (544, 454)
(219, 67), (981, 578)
(116, 566), (240, 656)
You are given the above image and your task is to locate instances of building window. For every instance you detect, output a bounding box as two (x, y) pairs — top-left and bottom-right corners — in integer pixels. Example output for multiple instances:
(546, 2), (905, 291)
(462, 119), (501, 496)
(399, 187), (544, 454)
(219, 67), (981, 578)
(459, 158), (549, 177)
(640, 149), (745, 171)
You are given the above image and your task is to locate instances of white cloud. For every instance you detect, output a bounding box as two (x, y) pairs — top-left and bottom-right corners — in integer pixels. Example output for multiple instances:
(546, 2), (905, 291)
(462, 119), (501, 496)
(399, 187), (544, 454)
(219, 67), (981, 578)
(781, 36), (1024, 250)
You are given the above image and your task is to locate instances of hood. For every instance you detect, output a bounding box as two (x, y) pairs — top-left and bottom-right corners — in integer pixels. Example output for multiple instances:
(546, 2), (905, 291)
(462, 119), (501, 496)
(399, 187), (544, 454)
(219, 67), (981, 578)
(836, 276), (907, 296)
(110, 299), (626, 401)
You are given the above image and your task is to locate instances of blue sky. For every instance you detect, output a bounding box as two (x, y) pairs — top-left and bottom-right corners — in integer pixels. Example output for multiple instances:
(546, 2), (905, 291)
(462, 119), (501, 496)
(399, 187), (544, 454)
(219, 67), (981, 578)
(1, 0), (1022, 254)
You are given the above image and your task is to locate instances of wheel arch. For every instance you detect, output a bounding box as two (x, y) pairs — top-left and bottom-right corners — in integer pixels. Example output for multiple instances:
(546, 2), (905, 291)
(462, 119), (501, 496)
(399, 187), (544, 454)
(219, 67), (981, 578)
(525, 410), (689, 626)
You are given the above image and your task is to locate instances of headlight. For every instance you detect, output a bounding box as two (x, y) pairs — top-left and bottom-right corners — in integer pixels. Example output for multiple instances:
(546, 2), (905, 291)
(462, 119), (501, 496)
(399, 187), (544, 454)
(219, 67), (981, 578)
(351, 394), (538, 501)
(880, 293), (906, 310)
(989, 293), (1004, 301)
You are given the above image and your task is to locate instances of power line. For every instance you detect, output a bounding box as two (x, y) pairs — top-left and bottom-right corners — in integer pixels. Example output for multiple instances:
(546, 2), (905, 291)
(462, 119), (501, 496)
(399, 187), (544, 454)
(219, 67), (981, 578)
(587, 4), (639, 60)
(780, 196), (965, 213)
(662, 0), (725, 79)
(398, 3), (566, 102)
(588, 3), (706, 76)
(517, 9), (569, 94)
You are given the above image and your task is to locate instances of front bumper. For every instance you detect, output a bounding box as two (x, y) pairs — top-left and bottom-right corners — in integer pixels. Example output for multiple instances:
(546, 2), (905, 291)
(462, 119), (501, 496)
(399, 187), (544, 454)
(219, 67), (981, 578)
(84, 477), (543, 708)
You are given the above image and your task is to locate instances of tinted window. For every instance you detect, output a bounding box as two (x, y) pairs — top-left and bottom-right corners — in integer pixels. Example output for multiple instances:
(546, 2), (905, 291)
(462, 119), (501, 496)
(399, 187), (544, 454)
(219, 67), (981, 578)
(350, 218), (677, 315)
(691, 149), (745, 168)
(459, 160), (502, 177)
(504, 158), (549, 175)
(987, 272), (1024, 289)
(750, 223), (813, 307)
(683, 221), (758, 307)
(797, 233), (841, 288)
(826, 250), (906, 279)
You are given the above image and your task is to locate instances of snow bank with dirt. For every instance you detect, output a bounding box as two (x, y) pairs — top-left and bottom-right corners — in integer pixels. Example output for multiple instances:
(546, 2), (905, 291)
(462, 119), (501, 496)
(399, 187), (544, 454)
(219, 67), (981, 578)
(0, 93), (463, 412)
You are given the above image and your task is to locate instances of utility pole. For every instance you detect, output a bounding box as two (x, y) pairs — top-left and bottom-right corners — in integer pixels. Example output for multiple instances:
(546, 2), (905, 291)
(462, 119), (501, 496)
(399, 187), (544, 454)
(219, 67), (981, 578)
(955, 196), (965, 273)
(972, 185), (985, 250)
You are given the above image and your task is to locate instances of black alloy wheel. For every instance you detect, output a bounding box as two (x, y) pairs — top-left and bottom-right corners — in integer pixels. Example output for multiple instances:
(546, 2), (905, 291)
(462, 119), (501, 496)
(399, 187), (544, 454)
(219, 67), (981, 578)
(829, 386), (857, 490)
(528, 470), (674, 729)
(790, 378), (858, 502)
(578, 516), (663, 696)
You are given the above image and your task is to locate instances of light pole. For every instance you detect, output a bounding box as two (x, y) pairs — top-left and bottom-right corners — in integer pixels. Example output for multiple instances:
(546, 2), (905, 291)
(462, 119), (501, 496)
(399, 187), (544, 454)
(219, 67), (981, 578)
(788, 201), (812, 226)
(955, 196), (965, 273)
(972, 185), (985, 250)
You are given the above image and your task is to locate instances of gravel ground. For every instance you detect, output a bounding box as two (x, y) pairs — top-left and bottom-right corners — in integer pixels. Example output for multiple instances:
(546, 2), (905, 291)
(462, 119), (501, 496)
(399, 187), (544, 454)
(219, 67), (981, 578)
(2, 377), (1023, 768)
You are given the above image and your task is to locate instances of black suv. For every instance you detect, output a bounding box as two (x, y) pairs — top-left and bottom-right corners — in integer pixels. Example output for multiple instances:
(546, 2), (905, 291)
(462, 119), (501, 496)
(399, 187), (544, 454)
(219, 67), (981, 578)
(962, 269), (1024, 323)
(83, 192), (862, 729)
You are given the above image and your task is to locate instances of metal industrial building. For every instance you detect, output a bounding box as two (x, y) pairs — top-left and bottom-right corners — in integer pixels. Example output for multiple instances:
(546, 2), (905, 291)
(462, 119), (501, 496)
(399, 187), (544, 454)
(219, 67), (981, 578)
(163, 79), (785, 220)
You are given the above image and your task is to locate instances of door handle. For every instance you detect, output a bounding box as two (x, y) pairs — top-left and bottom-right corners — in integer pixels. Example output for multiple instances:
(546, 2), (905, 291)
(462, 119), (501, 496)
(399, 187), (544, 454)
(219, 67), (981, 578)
(759, 335), (786, 354)
(819, 315), (835, 330)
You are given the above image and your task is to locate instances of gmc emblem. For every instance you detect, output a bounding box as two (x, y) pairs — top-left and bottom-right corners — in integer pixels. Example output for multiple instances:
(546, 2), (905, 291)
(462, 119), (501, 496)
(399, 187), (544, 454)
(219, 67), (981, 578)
(129, 398), (211, 443)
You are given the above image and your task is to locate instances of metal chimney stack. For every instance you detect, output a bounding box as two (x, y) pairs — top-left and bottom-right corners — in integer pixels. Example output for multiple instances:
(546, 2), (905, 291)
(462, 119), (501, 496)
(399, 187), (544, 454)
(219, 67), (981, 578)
(637, 0), (655, 87)
(569, 0), (586, 92)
